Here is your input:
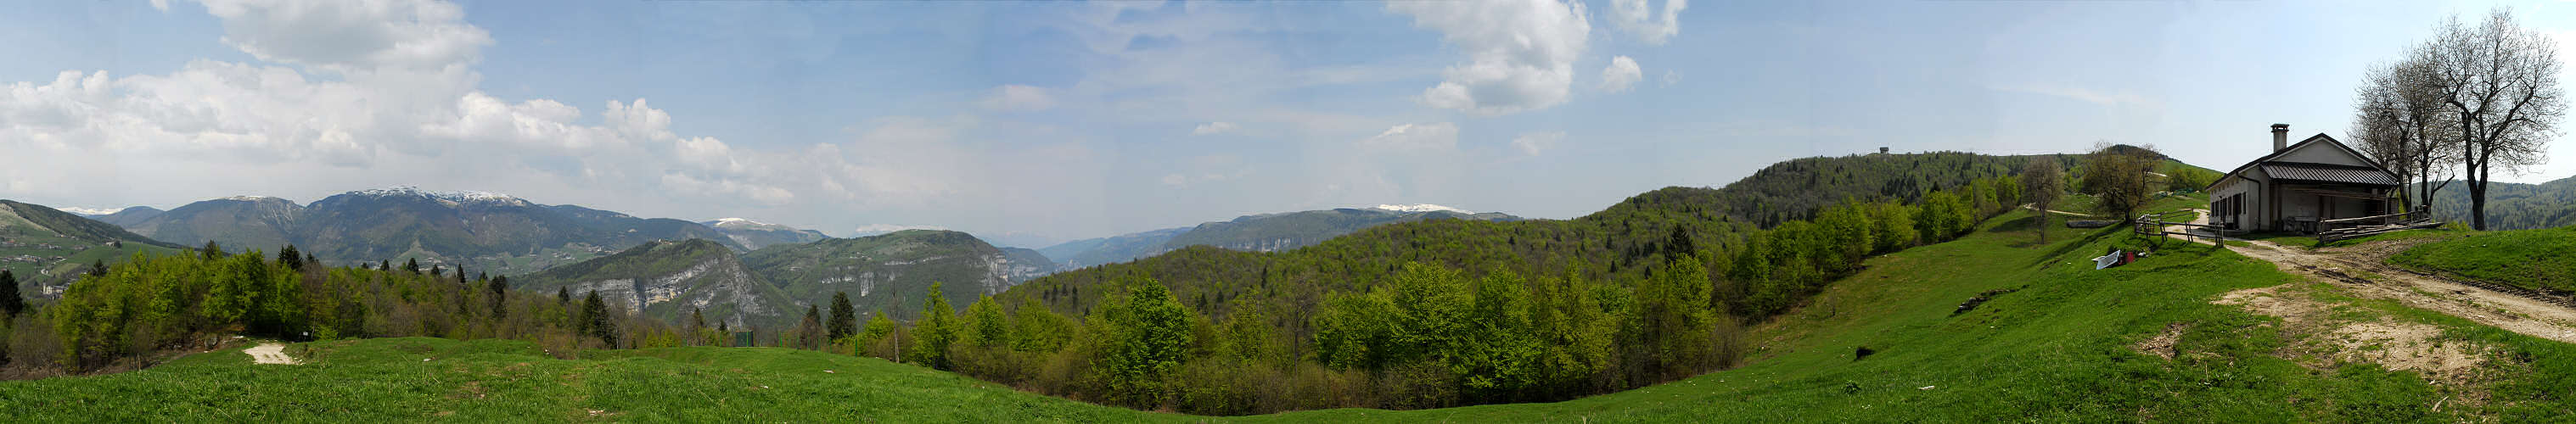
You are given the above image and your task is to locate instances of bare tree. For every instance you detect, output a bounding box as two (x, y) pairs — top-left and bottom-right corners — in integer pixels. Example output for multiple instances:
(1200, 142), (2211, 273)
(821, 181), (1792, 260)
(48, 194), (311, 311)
(2421, 9), (2564, 230)
(2351, 53), (2459, 214)
(2020, 158), (2065, 244)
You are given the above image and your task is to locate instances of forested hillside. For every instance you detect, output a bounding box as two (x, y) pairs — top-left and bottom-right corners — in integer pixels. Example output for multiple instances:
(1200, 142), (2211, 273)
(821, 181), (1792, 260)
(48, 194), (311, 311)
(900, 151), (2061, 413)
(2425, 176), (2576, 230)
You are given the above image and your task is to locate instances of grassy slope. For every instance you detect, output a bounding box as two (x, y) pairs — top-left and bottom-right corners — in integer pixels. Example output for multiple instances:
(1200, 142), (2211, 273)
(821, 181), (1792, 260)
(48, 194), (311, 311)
(11, 209), (2575, 421)
(0, 337), (1181, 422)
(2388, 226), (2576, 293)
(1252, 210), (2574, 422)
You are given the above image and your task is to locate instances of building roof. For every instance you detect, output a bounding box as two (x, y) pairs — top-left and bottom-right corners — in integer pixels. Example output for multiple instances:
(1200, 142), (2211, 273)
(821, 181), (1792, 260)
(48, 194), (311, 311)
(2205, 133), (2400, 192)
(2259, 163), (2400, 186)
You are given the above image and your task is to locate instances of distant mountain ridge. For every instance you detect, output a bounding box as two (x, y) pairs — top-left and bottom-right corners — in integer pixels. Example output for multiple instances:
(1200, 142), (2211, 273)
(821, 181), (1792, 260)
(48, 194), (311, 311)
(109, 187), (766, 276)
(743, 229), (1045, 320)
(1035, 204), (1520, 271)
(516, 238), (789, 329)
(701, 218), (829, 251)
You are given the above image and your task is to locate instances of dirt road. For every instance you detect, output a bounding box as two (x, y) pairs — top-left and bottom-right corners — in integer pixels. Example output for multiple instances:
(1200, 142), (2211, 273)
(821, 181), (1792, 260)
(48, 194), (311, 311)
(244, 343), (299, 365)
(2158, 209), (2576, 343)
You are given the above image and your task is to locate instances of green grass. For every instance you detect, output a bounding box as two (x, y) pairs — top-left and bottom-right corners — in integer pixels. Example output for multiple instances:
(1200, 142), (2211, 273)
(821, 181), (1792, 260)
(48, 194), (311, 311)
(0, 337), (1182, 422)
(2389, 226), (2576, 293)
(10, 210), (2576, 421)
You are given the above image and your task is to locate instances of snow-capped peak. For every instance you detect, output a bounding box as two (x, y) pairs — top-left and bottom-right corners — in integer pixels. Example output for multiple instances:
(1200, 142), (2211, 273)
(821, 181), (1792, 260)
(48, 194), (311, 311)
(220, 196), (278, 202)
(55, 206), (123, 215)
(1373, 204), (1472, 214)
(713, 217), (766, 226)
(348, 186), (528, 205)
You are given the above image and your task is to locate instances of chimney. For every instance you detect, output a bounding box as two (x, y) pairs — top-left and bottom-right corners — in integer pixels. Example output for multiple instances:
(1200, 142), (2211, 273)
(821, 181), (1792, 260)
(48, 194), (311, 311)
(2270, 124), (2289, 152)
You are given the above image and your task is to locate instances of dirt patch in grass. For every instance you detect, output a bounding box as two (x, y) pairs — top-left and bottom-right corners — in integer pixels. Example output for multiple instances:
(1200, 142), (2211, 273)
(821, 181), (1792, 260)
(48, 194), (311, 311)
(2214, 284), (2495, 397)
(2132, 322), (2187, 360)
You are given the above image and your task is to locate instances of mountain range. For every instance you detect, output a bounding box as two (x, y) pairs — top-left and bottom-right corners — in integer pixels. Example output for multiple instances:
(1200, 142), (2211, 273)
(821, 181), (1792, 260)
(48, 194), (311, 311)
(700, 218), (830, 251)
(1035, 204), (1520, 271)
(516, 229), (1055, 326)
(98, 187), (747, 276)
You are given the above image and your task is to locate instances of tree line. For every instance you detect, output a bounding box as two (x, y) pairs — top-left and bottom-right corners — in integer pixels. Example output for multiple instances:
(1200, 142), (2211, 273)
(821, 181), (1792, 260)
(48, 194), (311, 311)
(2, 242), (721, 373)
(2351, 8), (2563, 230)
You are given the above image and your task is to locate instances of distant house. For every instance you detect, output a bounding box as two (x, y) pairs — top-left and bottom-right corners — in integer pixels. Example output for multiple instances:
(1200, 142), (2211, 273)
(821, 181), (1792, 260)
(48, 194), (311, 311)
(2205, 124), (2402, 233)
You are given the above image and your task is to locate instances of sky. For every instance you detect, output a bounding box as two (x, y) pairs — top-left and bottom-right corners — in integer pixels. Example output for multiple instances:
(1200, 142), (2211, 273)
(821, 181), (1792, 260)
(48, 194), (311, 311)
(4, 0), (2575, 248)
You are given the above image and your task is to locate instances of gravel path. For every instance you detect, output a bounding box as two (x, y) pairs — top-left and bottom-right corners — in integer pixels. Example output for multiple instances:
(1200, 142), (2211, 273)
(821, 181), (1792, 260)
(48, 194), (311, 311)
(244, 343), (300, 365)
(2155, 209), (2576, 343)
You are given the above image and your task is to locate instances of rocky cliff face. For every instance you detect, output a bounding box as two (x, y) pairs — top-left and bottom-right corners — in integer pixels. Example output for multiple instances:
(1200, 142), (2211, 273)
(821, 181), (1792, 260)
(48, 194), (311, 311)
(744, 230), (1030, 320)
(519, 239), (789, 328)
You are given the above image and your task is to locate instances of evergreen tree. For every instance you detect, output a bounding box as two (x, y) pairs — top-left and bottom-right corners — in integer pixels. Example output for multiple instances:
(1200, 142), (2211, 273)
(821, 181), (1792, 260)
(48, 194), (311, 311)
(691, 307), (707, 330)
(486, 276), (508, 318)
(89, 259), (108, 277)
(278, 245), (303, 271)
(404, 258), (420, 275)
(0, 270), (23, 318)
(828, 292), (858, 342)
(1663, 226), (1696, 263)
(557, 287), (571, 305)
(202, 240), (224, 259)
(581, 291), (617, 348)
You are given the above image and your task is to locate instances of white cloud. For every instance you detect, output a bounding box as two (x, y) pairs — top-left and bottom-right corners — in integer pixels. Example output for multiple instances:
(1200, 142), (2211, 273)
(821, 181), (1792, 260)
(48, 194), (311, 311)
(1608, 0), (1687, 45)
(196, 0), (493, 74)
(1600, 56), (1642, 92)
(1512, 131), (1565, 156)
(1389, 0), (1591, 114)
(1191, 121), (1238, 136)
(979, 85), (1057, 112)
(1361, 122), (1459, 152)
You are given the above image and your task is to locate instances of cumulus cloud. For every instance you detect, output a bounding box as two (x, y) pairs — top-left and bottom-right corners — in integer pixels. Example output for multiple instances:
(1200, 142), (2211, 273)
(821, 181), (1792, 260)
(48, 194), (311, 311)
(1389, 0), (1591, 114)
(1361, 122), (1459, 152)
(1608, 0), (1687, 45)
(1190, 121), (1238, 136)
(979, 85), (1057, 112)
(197, 0), (493, 74)
(1600, 56), (1642, 92)
(1511, 131), (1565, 156)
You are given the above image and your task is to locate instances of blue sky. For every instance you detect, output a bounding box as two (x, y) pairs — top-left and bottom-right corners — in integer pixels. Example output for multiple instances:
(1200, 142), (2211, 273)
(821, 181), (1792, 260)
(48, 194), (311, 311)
(4, 0), (2573, 247)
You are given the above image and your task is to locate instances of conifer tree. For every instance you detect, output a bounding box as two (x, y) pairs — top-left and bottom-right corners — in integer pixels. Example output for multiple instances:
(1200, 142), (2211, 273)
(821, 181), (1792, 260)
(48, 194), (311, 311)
(0, 270), (22, 318)
(828, 292), (858, 342)
(201, 240), (224, 259)
(581, 291), (616, 348)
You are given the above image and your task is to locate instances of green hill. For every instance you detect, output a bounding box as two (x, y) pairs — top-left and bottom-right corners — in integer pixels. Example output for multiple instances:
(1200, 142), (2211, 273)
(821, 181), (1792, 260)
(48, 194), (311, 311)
(0, 200), (185, 294)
